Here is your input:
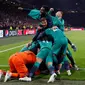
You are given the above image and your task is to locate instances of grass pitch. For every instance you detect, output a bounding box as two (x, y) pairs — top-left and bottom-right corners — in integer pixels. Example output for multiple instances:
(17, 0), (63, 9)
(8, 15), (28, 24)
(0, 31), (85, 85)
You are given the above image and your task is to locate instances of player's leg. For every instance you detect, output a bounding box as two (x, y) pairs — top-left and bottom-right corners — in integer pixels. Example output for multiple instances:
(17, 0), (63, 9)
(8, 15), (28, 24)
(46, 38), (68, 83)
(46, 51), (57, 83)
(19, 48), (50, 82)
(13, 56), (28, 78)
(56, 38), (68, 75)
(28, 48), (50, 78)
(62, 57), (71, 76)
(0, 70), (6, 80)
(4, 55), (19, 82)
(67, 48), (75, 66)
(9, 55), (17, 72)
(66, 48), (79, 70)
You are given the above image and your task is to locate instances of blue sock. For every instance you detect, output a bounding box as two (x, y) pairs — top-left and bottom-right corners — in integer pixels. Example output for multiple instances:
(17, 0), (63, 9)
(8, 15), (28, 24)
(48, 65), (55, 75)
(64, 61), (70, 70)
(29, 62), (40, 77)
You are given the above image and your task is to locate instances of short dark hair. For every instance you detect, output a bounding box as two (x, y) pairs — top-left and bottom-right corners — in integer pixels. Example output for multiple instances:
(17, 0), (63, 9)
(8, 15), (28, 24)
(42, 5), (49, 12)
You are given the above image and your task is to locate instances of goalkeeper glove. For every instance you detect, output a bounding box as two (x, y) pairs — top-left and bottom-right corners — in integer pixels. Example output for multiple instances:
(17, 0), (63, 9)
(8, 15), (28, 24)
(71, 44), (77, 52)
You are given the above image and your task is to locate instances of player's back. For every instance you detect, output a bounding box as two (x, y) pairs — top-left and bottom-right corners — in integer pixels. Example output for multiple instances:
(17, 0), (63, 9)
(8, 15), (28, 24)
(11, 51), (36, 64)
(38, 40), (52, 49)
(21, 51), (36, 64)
(45, 28), (66, 44)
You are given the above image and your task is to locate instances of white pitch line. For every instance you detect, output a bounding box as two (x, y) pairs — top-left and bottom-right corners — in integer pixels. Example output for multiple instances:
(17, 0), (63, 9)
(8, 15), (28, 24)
(0, 44), (26, 53)
(0, 44), (26, 67)
(79, 68), (85, 70)
(0, 65), (9, 67)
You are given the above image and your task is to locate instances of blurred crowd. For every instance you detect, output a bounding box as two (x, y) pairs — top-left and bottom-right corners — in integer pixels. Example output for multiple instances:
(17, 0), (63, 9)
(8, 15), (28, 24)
(0, 9), (38, 30)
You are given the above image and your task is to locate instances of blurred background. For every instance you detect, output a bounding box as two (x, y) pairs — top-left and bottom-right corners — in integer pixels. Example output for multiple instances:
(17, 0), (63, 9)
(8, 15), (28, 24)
(0, 0), (85, 36)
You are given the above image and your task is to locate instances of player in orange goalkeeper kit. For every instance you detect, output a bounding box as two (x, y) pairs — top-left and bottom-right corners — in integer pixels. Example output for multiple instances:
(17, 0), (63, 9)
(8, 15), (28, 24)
(0, 51), (38, 82)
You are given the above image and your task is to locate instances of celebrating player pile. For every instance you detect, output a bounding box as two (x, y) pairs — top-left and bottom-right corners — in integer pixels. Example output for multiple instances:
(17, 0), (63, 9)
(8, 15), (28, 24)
(0, 5), (78, 83)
